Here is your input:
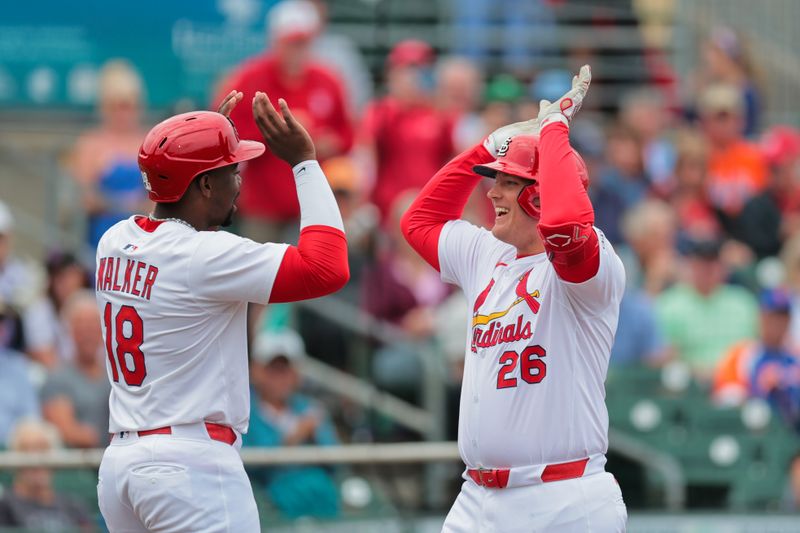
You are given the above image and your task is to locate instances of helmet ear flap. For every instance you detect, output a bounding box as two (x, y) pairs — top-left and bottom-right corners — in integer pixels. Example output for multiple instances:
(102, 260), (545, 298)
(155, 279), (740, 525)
(517, 183), (541, 219)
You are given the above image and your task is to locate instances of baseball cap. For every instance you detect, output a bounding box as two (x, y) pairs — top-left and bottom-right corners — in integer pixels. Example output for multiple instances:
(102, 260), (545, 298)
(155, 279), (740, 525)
(484, 74), (524, 104)
(268, 0), (321, 43)
(252, 329), (306, 365)
(387, 40), (434, 69)
(698, 84), (743, 116)
(684, 237), (723, 260)
(0, 200), (14, 235)
(759, 287), (792, 314)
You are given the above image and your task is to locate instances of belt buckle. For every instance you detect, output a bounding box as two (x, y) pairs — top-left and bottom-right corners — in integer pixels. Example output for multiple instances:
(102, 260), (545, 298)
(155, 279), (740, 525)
(477, 467), (507, 488)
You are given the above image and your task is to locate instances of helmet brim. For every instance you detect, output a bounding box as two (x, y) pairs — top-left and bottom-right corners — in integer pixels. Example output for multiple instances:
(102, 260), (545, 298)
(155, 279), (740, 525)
(473, 160), (535, 181)
(231, 140), (266, 164)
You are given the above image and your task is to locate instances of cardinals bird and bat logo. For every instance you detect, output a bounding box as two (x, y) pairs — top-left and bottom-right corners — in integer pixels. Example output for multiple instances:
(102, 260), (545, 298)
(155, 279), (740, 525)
(470, 268), (540, 352)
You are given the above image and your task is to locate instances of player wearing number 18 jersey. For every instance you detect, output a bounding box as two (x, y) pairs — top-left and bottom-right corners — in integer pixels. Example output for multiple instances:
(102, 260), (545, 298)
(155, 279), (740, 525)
(95, 91), (348, 532)
(402, 66), (627, 531)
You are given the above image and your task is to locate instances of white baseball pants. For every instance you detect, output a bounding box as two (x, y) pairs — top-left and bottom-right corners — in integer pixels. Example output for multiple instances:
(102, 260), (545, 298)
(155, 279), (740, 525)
(442, 471), (627, 532)
(98, 423), (260, 533)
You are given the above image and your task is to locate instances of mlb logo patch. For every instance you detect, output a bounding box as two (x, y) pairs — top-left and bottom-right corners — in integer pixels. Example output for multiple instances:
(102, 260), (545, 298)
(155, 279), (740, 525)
(123, 243), (138, 252)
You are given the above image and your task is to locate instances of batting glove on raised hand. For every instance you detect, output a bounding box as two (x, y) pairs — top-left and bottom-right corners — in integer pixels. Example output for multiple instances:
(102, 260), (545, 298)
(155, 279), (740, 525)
(482, 118), (540, 157)
(537, 64), (591, 130)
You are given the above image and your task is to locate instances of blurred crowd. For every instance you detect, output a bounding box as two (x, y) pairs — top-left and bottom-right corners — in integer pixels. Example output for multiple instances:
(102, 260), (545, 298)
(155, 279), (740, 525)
(1, 0), (800, 524)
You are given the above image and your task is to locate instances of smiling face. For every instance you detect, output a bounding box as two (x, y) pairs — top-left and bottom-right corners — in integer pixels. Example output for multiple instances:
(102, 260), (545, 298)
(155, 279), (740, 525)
(487, 172), (543, 255)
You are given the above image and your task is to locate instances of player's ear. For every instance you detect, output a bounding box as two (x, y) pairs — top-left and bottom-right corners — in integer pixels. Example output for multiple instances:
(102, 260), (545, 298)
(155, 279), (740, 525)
(195, 173), (213, 198)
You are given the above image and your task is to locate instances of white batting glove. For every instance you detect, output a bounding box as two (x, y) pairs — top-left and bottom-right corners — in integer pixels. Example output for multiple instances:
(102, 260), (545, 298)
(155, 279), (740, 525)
(537, 64), (592, 130)
(482, 118), (540, 157)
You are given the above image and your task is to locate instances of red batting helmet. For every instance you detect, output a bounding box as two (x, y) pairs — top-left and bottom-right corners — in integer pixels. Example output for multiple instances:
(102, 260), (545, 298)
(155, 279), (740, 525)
(473, 135), (588, 219)
(138, 111), (265, 203)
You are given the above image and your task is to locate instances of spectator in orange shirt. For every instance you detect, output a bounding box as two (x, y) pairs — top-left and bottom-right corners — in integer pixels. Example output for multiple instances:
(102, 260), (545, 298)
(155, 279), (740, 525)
(214, 0), (354, 241)
(699, 84), (767, 222)
(713, 288), (800, 416)
(361, 40), (454, 222)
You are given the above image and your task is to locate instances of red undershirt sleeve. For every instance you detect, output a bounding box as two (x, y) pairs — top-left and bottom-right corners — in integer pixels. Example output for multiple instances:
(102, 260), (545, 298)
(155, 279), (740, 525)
(269, 225), (349, 303)
(537, 122), (600, 283)
(400, 143), (495, 271)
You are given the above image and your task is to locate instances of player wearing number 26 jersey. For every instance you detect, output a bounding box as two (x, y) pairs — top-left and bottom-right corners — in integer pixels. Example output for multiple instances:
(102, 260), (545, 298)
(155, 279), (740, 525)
(95, 91), (348, 533)
(402, 66), (627, 532)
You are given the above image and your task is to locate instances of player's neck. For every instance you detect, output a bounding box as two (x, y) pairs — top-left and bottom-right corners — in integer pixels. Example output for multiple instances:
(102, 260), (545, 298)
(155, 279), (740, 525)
(152, 204), (206, 232)
(515, 235), (546, 258)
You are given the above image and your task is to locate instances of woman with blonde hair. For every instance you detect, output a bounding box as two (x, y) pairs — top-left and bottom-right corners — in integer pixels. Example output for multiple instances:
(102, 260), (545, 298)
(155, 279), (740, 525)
(67, 59), (150, 249)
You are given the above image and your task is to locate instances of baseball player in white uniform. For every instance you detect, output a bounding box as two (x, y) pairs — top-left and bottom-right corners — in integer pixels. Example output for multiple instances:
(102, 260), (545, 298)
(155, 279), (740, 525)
(402, 66), (627, 531)
(95, 91), (349, 532)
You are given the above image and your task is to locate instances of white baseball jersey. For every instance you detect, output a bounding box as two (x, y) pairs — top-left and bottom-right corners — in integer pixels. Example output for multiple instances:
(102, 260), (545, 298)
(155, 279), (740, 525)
(95, 216), (288, 434)
(439, 220), (625, 469)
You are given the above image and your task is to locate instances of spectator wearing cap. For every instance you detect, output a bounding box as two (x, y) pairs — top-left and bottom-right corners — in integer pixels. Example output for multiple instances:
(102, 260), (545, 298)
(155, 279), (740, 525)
(656, 238), (758, 378)
(245, 329), (340, 519)
(713, 289), (800, 429)
(480, 74), (525, 135)
(41, 291), (110, 448)
(729, 126), (800, 259)
(214, 0), (354, 241)
(360, 40), (454, 222)
(23, 253), (90, 367)
(0, 419), (92, 530)
(67, 59), (150, 250)
(698, 83), (767, 222)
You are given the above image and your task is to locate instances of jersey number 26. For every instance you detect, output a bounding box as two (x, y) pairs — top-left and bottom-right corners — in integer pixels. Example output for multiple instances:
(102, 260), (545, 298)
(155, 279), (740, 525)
(497, 345), (546, 389)
(103, 303), (147, 386)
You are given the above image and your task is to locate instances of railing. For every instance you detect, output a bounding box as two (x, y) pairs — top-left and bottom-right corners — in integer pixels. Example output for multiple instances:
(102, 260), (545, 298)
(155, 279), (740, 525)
(0, 439), (685, 511)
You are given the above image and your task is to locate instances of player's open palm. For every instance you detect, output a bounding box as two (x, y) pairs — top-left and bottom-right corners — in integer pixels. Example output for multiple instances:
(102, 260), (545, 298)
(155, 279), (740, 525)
(538, 64), (592, 128)
(252, 91), (316, 167)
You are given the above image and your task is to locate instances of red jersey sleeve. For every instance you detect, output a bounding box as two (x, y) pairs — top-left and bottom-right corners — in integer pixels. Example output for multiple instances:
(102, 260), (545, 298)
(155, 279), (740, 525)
(269, 225), (349, 303)
(537, 122), (600, 283)
(400, 143), (494, 271)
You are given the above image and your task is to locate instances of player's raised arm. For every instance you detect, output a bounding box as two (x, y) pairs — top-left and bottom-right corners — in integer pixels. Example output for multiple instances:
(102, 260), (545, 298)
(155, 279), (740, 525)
(400, 117), (539, 271)
(252, 92), (349, 301)
(535, 66), (601, 283)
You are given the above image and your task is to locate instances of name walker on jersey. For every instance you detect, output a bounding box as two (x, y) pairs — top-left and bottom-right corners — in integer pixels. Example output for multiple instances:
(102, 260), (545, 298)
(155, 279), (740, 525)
(97, 257), (159, 300)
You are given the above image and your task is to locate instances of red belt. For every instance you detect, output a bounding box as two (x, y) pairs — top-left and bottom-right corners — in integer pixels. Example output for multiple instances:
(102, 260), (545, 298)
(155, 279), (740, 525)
(137, 422), (237, 446)
(467, 457), (590, 489)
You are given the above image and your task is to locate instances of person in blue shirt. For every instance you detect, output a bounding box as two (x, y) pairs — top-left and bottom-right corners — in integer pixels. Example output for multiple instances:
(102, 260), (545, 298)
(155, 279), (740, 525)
(0, 350), (40, 447)
(245, 329), (340, 519)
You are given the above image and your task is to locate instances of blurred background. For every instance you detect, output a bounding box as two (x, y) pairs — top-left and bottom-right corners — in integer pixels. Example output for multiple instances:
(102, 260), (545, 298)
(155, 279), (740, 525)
(0, 0), (799, 531)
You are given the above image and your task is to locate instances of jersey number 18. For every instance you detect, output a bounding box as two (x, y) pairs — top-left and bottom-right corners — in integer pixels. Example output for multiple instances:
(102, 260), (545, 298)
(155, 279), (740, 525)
(103, 303), (147, 386)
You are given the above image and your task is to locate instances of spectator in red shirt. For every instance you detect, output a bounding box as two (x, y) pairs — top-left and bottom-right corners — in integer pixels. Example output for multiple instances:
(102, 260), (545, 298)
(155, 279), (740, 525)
(214, 0), (354, 241)
(361, 40), (454, 223)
